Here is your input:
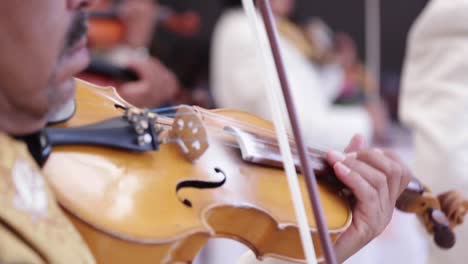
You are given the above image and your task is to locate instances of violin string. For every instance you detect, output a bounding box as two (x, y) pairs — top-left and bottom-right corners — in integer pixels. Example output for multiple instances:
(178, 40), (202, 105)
(156, 112), (280, 146)
(155, 107), (331, 156)
(154, 105), (282, 136)
(153, 107), (328, 156)
(85, 85), (329, 156)
(162, 137), (241, 149)
(158, 119), (290, 151)
(193, 108), (332, 154)
(157, 110), (284, 146)
(157, 120), (327, 161)
(161, 135), (327, 170)
(161, 134), (327, 168)
(156, 116), (329, 158)
(160, 127), (272, 150)
(151, 105), (180, 113)
(161, 111), (287, 140)
(155, 105), (287, 141)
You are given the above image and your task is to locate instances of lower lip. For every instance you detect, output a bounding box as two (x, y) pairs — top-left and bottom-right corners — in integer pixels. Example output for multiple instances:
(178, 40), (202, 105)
(63, 37), (91, 77)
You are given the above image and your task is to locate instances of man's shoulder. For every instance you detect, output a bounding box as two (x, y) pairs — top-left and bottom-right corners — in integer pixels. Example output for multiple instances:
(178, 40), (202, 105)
(0, 132), (41, 190)
(0, 131), (49, 214)
(0, 131), (96, 263)
(0, 132), (28, 175)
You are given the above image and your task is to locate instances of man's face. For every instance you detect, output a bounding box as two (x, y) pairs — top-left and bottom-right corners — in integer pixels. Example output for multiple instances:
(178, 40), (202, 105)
(0, 0), (94, 133)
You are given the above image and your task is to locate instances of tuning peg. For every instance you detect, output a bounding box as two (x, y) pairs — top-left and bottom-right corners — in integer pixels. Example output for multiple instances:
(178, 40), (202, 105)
(433, 223), (455, 249)
(430, 208), (456, 249)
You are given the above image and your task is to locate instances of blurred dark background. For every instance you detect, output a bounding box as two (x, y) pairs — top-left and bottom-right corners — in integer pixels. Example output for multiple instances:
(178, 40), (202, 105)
(151, 0), (430, 116)
(294, 0), (429, 75)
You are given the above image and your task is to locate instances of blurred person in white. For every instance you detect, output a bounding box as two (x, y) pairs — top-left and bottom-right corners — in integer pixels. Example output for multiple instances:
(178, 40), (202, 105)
(211, 0), (387, 151)
(400, 0), (468, 263)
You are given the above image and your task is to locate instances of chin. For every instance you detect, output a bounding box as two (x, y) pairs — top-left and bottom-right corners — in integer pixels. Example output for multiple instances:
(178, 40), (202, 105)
(48, 78), (76, 115)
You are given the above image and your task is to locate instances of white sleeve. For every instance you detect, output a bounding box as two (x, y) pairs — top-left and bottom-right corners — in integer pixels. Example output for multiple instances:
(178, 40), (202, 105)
(318, 63), (346, 101)
(211, 10), (275, 120)
(400, 0), (468, 192)
(281, 41), (372, 151)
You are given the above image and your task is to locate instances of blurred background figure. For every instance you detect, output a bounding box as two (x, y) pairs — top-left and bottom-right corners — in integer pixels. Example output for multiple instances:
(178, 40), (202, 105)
(204, 1), (410, 263)
(81, 0), (190, 108)
(151, 0), (219, 108)
(400, 0), (468, 263)
(211, 0), (388, 151)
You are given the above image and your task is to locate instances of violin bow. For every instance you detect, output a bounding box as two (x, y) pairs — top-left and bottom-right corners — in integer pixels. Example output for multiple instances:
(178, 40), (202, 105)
(241, 0), (337, 263)
(240, 0), (318, 263)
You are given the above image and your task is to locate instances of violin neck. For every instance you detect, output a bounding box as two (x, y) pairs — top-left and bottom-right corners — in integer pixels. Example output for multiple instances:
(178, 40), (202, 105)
(225, 125), (344, 188)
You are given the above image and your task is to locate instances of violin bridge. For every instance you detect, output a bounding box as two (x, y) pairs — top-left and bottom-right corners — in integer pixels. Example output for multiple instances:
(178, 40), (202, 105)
(170, 106), (209, 161)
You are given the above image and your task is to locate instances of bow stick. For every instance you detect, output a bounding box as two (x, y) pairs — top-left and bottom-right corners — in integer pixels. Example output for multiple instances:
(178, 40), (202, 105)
(240, 0), (317, 263)
(241, 0), (337, 263)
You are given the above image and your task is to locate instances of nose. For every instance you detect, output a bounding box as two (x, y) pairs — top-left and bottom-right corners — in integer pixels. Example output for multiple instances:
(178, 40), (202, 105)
(68, 0), (99, 9)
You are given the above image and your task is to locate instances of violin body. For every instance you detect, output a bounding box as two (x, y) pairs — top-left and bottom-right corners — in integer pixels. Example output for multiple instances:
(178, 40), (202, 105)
(43, 79), (351, 263)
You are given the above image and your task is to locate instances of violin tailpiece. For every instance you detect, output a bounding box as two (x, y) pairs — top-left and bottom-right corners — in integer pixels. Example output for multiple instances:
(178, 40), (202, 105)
(46, 107), (161, 152)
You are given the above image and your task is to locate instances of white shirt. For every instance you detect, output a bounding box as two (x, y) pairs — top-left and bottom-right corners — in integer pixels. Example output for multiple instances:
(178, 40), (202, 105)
(401, 0), (468, 198)
(400, 0), (468, 263)
(211, 9), (372, 151)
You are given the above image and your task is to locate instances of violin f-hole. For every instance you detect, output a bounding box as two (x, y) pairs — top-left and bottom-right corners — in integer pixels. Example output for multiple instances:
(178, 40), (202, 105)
(176, 167), (227, 208)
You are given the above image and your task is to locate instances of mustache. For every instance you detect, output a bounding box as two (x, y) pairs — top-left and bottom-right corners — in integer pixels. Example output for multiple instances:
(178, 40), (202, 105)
(63, 11), (88, 53)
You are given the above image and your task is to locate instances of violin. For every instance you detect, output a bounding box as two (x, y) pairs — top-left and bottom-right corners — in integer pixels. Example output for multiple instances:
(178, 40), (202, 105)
(40, 79), (468, 263)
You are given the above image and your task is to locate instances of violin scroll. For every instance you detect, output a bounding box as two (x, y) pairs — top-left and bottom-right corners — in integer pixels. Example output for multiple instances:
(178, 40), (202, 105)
(396, 179), (468, 249)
